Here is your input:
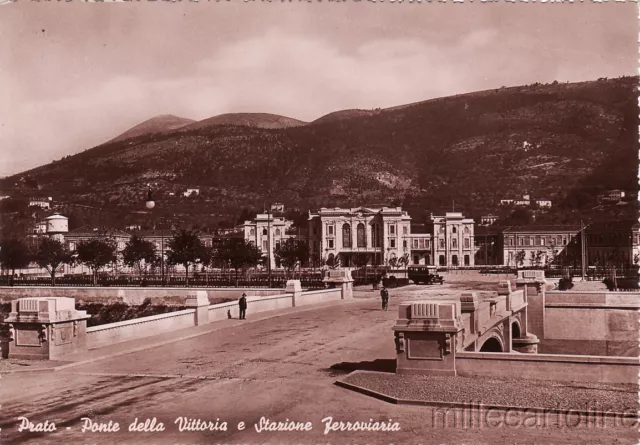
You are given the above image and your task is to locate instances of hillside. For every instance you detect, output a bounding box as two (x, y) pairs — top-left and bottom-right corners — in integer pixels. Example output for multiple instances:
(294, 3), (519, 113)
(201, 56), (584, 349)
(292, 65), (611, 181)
(181, 113), (307, 131)
(108, 114), (195, 143)
(311, 109), (378, 125)
(4, 76), (638, 228)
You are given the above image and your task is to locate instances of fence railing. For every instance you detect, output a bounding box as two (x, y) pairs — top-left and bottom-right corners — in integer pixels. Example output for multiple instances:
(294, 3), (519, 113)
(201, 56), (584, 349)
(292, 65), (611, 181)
(0, 273), (326, 290)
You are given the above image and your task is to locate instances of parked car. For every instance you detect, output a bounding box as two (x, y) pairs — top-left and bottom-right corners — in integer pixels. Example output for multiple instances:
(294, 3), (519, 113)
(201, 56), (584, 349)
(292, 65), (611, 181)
(407, 266), (444, 285)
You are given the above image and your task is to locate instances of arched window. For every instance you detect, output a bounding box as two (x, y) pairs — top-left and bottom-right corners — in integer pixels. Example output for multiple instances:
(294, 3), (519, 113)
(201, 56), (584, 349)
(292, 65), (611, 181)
(439, 226), (445, 234)
(452, 227), (457, 234)
(275, 228), (281, 236)
(327, 253), (335, 267)
(464, 226), (470, 234)
(342, 224), (351, 248)
(250, 228), (255, 236)
(262, 228), (267, 236)
(356, 223), (366, 248)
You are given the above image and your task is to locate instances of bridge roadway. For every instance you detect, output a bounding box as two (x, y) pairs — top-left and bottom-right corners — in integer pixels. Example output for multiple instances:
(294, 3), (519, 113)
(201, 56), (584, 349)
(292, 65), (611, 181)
(0, 283), (636, 445)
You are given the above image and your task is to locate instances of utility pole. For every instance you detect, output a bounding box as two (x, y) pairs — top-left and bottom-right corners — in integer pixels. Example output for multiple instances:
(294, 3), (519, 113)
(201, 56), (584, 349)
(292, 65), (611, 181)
(581, 220), (586, 280)
(267, 207), (272, 288)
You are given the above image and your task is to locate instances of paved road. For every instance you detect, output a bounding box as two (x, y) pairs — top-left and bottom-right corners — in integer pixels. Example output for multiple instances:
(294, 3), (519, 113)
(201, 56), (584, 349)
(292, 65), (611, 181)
(0, 284), (637, 445)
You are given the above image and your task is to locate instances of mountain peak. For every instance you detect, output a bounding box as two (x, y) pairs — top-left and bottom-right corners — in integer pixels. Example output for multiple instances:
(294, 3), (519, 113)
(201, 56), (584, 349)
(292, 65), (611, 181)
(108, 114), (196, 143)
(181, 113), (307, 131)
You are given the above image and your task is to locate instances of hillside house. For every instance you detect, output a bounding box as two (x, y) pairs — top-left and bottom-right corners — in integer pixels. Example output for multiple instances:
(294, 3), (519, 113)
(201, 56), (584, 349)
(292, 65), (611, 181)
(183, 188), (200, 197)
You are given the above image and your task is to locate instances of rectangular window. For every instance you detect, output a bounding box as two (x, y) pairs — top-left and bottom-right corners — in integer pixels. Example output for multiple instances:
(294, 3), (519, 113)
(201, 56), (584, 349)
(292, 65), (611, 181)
(464, 238), (470, 249)
(518, 238), (523, 246)
(419, 239), (425, 249)
(541, 238), (545, 246)
(439, 239), (445, 249)
(562, 238), (567, 246)
(425, 239), (430, 249)
(452, 239), (458, 249)
(263, 240), (268, 250)
(328, 239), (334, 249)
(328, 225), (334, 235)
(413, 239), (419, 248)
(390, 239), (396, 248)
(403, 226), (408, 235)
(403, 240), (407, 248)
(389, 225), (396, 235)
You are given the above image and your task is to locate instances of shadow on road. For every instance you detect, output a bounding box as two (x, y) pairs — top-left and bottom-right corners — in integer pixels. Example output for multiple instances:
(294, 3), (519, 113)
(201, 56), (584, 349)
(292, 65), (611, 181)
(326, 359), (396, 376)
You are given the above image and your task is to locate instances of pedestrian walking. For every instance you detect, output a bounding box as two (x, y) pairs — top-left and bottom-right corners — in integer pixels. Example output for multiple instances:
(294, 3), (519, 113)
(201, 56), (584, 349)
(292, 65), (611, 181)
(380, 286), (389, 311)
(239, 293), (248, 320)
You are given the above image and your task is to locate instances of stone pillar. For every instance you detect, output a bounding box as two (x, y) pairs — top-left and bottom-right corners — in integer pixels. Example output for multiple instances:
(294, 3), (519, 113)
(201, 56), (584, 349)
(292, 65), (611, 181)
(185, 291), (210, 326)
(393, 300), (462, 376)
(285, 280), (302, 307)
(460, 292), (479, 336)
(515, 271), (546, 340)
(5, 297), (90, 360)
(322, 269), (354, 299)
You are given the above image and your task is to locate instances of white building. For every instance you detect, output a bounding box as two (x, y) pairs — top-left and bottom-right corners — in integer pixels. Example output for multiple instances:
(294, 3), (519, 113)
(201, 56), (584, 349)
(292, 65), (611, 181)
(242, 213), (296, 269)
(430, 213), (476, 267)
(308, 207), (412, 268)
(29, 197), (52, 210)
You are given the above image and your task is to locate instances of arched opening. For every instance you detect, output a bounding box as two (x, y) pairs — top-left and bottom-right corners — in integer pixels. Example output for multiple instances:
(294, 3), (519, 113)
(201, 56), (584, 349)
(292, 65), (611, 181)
(342, 224), (352, 248)
(452, 226), (457, 234)
(357, 223), (366, 247)
(275, 228), (281, 236)
(250, 228), (255, 236)
(512, 322), (521, 339)
(262, 228), (267, 235)
(480, 337), (503, 352)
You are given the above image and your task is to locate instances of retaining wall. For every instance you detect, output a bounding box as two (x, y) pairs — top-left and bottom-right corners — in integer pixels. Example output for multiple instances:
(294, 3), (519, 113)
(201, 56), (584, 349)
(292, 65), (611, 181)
(81, 287), (344, 350)
(0, 286), (284, 305)
(540, 291), (640, 357)
(456, 351), (639, 384)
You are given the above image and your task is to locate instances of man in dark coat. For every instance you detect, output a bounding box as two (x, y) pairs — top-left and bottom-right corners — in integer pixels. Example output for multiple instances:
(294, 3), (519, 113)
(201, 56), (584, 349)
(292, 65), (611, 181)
(380, 286), (389, 311)
(239, 293), (248, 320)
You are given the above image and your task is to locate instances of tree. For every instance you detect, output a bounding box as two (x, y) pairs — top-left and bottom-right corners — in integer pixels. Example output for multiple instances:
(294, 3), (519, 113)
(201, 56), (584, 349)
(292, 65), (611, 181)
(76, 238), (117, 285)
(33, 237), (74, 286)
(533, 250), (545, 268)
(217, 239), (262, 285)
(165, 228), (206, 286)
(0, 238), (32, 285)
(397, 253), (410, 269)
(274, 239), (308, 272)
(122, 235), (158, 279)
(515, 250), (526, 268)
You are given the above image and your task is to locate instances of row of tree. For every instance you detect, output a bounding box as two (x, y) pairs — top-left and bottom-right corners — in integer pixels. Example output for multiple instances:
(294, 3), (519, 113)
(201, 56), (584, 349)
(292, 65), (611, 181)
(0, 229), (311, 286)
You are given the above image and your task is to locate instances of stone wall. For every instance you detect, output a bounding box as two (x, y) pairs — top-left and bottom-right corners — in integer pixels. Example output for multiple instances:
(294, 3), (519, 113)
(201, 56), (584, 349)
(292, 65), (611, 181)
(0, 286), (284, 305)
(80, 286), (346, 350)
(456, 352), (639, 384)
(540, 291), (640, 357)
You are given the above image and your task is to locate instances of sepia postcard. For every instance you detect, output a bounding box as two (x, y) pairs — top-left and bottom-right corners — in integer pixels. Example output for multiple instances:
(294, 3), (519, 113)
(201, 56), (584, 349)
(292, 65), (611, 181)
(0, 1), (639, 445)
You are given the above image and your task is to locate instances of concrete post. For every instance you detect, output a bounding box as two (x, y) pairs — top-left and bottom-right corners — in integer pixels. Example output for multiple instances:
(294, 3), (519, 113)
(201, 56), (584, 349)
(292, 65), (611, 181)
(285, 280), (302, 307)
(515, 271), (547, 340)
(185, 291), (210, 326)
(393, 300), (462, 375)
(322, 269), (354, 299)
(5, 297), (90, 360)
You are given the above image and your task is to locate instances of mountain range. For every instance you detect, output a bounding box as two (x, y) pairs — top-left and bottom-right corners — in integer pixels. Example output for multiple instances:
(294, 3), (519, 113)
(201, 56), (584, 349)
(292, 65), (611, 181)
(3, 76), (638, 228)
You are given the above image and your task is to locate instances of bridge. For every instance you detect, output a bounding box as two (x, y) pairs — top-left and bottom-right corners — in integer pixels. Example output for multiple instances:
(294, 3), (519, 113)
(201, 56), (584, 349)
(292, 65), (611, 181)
(393, 280), (539, 375)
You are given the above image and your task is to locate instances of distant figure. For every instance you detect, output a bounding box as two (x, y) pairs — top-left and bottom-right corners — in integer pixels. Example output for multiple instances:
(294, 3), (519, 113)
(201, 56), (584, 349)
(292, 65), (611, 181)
(380, 286), (389, 311)
(227, 309), (232, 319)
(238, 293), (248, 320)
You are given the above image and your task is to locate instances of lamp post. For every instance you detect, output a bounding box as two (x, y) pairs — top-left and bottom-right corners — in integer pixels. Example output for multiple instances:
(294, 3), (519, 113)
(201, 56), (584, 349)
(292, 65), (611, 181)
(266, 207), (272, 288)
(145, 186), (165, 286)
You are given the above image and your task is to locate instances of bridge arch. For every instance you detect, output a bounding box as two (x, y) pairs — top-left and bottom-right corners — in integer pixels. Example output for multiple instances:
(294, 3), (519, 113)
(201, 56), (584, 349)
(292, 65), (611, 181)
(511, 320), (522, 339)
(479, 336), (504, 352)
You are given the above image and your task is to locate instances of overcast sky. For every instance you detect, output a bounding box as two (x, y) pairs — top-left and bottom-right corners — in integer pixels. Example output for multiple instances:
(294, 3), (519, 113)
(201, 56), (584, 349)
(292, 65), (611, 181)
(0, 2), (637, 177)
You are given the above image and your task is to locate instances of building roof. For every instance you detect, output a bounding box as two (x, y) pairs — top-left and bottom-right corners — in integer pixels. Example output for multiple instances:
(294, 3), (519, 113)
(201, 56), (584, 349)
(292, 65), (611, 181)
(502, 225), (581, 234)
(585, 219), (640, 233)
(66, 226), (130, 237)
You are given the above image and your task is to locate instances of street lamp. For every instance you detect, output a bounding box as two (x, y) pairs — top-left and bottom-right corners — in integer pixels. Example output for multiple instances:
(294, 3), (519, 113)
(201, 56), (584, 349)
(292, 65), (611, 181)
(144, 186), (165, 285)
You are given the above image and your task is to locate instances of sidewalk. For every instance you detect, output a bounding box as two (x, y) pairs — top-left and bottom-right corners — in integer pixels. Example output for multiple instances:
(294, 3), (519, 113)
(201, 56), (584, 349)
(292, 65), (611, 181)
(2, 296), (373, 374)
